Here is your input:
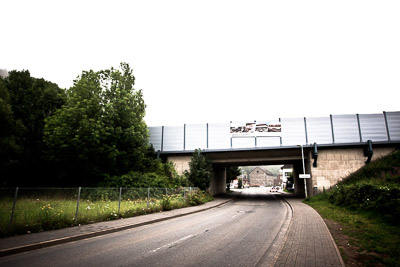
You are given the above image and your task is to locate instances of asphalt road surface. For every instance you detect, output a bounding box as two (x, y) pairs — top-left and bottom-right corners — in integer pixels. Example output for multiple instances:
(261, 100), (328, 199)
(0, 188), (290, 267)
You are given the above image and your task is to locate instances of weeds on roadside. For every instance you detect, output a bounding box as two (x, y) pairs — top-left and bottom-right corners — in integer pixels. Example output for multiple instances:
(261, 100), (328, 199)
(0, 189), (213, 237)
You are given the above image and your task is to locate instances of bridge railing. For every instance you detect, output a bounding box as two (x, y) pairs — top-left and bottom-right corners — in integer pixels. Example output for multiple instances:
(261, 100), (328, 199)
(149, 111), (400, 152)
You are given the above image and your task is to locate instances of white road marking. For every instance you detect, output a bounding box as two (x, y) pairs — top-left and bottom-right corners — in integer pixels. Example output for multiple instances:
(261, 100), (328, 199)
(150, 235), (194, 253)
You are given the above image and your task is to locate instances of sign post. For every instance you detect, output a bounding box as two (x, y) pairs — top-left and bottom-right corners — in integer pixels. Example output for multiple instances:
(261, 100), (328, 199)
(299, 145), (308, 198)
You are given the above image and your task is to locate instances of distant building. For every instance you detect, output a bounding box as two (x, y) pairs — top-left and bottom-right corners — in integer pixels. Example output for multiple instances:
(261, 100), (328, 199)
(275, 174), (283, 186)
(248, 166), (275, 186)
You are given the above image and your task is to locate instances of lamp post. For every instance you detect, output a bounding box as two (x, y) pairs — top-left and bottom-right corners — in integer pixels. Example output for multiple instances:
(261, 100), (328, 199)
(299, 145), (308, 198)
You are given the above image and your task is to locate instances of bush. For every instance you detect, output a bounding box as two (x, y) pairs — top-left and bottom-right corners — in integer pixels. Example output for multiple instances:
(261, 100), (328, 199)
(326, 150), (400, 223)
(187, 189), (213, 206)
(99, 161), (184, 189)
(329, 183), (400, 222)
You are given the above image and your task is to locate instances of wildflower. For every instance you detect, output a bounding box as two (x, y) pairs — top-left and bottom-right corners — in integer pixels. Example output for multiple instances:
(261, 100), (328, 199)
(86, 206), (91, 210)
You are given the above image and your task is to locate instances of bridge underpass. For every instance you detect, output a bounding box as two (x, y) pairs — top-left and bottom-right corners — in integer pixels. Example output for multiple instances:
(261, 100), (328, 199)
(209, 148), (310, 196)
(164, 143), (398, 196)
(149, 111), (400, 196)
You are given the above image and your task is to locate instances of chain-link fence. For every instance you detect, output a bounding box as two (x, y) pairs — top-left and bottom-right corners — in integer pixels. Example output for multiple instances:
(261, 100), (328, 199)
(0, 187), (198, 237)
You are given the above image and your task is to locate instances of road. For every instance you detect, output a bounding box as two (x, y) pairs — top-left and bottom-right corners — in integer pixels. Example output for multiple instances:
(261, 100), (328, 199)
(0, 188), (291, 267)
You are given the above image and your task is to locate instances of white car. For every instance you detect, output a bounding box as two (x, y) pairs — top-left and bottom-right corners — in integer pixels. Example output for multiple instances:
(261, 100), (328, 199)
(270, 187), (278, 193)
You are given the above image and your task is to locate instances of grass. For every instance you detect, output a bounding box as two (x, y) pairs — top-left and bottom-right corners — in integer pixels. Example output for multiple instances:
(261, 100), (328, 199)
(0, 189), (213, 237)
(306, 188), (400, 266)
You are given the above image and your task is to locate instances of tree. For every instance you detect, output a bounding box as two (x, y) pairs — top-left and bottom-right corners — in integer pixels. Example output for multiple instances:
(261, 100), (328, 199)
(0, 77), (21, 184)
(226, 166), (241, 183)
(226, 166), (241, 190)
(44, 63), (149, 186)
(0, 71), (65, 186)
(186, 149), (213, 191)
(238, 178), (243, 189)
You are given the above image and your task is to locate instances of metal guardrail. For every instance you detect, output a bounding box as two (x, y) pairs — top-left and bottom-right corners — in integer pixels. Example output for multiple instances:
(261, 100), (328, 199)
(149, 111), (400, 152)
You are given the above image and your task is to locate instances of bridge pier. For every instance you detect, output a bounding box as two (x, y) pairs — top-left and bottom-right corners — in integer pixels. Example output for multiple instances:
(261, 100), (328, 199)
(210, 165), (227, 196)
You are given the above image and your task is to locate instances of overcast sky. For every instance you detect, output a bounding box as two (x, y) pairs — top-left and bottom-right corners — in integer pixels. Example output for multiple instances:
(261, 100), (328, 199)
(2, 0), (399, 126)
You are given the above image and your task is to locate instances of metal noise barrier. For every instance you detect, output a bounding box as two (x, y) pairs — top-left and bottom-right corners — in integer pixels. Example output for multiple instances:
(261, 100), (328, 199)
(149, 111), (400, 152)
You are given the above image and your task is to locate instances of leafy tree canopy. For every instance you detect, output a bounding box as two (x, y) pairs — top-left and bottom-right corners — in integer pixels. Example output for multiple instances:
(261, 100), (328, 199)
(186, 149), (213, 191)
(0, 71), (65, 186)
(226, 166), (241, 183)
(44, 63), (149, 186)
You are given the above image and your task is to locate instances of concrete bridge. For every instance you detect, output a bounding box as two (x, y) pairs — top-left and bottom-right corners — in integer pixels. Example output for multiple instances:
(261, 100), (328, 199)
(149, 111), (400, 196)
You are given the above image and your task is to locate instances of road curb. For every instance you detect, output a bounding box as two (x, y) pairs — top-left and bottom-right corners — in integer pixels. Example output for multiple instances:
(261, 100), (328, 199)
(316, 206), (346, 267)
(0, 198), (234, 257)
(262, 196), (294, 267)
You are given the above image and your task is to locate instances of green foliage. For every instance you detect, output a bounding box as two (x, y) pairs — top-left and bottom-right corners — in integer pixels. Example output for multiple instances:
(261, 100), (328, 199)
(186, 149), (213, 191)
(0, 78), (21, 179)
(99, 160), (184, 188)
(0, 64), (185, 187)
(306, 192), (400, 266)
(329, 183), (400, 222)
(1, 188), (213, 237)
(340, 150), (400, 186)
(326, 150), (400, 223)
(0, 71), (66, 186)
(226, 166), (241, 182)
(187, 189), (213, 206)
(238, 178), (243, 189)
(43, 63), (149, 186)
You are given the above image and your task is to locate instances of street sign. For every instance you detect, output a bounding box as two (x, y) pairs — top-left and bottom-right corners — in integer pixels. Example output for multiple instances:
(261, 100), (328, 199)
(299, 174), (311, 179)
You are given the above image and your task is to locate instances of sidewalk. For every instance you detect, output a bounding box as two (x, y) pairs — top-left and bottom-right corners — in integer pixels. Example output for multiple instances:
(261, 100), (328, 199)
(273, 195), (345, 267)
(0, 196), (233, 257)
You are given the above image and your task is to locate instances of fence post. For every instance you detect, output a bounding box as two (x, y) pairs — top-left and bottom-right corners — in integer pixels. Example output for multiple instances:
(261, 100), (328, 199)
(9, 187), (19, 229)
(74, 187), (81, 225)
(118, 187), (122, 216)
(183, 188), (186, 207)
(165, 188), (168, 196)
(147, 188), (150, 209)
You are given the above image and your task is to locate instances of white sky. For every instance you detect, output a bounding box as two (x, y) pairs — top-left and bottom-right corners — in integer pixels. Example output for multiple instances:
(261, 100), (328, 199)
(2, 0), (399, 126)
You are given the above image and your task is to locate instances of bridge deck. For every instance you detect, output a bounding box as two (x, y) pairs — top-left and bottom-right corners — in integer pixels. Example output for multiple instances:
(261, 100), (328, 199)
(149, 111), (400, 153)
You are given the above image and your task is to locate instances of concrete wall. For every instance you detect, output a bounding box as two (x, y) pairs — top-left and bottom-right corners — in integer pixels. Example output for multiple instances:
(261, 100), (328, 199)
(310, 147), (396, 195)
(168, 155), (191, 175)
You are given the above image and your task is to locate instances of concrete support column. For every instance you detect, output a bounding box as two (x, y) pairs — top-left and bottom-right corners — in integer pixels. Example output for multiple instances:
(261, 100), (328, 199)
(293, 162), (304, 197)
(210, 166), (227, 196)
